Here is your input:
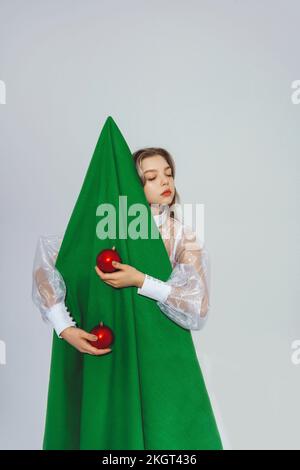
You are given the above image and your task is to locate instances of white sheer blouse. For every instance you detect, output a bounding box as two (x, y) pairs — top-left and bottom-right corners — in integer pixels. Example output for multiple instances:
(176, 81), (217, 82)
(31, 205), (210, 337)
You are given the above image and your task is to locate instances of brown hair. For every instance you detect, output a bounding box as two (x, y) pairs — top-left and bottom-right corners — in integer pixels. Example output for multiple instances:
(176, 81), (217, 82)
(132, 147), (181, 220)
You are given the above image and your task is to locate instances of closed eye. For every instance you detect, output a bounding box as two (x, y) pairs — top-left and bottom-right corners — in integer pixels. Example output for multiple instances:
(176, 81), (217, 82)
(147, 173), (173, 181)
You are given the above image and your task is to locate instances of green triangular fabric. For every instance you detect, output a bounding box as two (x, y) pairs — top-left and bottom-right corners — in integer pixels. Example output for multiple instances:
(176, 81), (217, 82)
(43, 116), (223, 450)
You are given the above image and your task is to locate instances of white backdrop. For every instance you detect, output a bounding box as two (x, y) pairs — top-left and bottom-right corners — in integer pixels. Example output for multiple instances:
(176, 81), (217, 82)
(0, 0), (299, 450)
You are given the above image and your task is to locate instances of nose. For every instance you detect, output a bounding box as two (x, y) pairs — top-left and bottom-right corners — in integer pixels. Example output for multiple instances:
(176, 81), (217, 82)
(160, 174), (169, 185)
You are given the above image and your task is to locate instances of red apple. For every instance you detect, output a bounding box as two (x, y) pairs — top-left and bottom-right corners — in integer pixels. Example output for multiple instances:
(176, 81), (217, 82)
(88, 321), (114, 349)
(96, 246), (122, 273)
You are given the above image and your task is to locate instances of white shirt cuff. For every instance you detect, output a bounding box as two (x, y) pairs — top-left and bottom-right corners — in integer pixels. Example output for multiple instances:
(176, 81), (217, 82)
(137, 274), (172, 303)
(45, 302), (77, 338)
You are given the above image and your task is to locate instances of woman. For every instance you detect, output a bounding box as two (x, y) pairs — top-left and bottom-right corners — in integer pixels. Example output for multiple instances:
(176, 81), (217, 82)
(32, 121), (222, 449)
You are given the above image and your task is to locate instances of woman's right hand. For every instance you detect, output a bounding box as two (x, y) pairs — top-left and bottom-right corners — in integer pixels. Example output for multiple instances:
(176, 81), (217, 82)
(60, 326), (112, 355)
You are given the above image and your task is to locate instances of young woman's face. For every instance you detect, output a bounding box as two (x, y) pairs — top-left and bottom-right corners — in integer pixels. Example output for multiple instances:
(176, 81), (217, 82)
(141, 155), (175, 207)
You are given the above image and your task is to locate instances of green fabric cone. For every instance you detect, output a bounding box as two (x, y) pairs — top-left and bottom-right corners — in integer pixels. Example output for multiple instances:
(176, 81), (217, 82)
(42, 116), (223, 450)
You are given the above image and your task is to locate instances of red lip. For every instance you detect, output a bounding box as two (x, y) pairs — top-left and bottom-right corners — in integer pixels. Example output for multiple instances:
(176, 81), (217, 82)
(161, 190), (171, 196)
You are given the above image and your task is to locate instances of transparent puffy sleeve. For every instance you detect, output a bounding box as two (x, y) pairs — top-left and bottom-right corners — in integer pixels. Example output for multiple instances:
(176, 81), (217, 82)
(31, 235), (77, 338)
(137, 224), (210, 330)
(158, 232), (210, 330)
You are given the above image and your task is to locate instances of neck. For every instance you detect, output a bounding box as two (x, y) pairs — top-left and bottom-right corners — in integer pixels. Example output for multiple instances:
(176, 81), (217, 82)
(150, 203), (168, 215)
(150, 204), (169, 227)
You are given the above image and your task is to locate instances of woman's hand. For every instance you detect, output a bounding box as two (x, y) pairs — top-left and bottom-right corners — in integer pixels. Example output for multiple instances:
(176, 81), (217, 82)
(60, 326), (112, 355)
(95, 261), (145, 289)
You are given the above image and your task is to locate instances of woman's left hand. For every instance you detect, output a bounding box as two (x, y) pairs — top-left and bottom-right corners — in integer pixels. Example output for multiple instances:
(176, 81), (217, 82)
(95, 261), (145, 289)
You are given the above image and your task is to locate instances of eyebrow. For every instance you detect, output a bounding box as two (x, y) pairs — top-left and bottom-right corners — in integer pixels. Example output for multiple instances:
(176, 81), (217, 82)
(144, 166), (171, 175)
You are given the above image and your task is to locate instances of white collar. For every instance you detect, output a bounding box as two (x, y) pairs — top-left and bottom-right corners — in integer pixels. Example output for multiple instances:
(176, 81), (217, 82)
(151, 204), (169, 227)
